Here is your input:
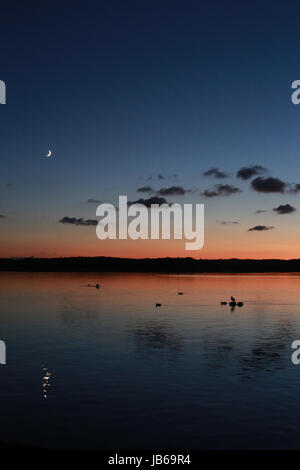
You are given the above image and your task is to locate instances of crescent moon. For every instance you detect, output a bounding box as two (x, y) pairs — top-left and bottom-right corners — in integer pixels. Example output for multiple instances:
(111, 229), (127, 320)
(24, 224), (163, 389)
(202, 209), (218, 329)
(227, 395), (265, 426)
(46, 150), (52, 158)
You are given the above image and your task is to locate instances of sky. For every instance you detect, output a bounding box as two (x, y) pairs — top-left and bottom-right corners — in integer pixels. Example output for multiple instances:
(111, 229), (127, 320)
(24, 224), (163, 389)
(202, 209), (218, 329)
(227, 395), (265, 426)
(1, 0), (300, 258)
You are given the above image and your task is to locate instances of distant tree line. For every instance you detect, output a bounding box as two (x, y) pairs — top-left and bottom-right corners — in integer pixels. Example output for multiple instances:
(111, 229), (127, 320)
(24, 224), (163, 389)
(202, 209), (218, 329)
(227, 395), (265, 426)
(1, 257), (300, 273)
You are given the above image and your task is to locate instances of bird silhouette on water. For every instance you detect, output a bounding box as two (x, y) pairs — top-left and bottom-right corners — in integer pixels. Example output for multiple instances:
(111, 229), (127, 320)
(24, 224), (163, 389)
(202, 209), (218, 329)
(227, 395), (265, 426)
(220, 296), (243, 308)
(86, 283), (100, 288)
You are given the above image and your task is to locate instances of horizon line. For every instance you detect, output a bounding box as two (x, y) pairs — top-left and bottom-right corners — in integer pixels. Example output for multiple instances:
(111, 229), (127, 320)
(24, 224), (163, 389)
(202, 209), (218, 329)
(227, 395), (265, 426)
(2, 256), (300, 262)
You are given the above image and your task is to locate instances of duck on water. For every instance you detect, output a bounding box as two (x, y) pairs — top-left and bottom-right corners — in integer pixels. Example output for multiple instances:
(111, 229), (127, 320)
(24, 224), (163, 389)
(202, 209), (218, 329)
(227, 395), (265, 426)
(220, 296), (243, 307)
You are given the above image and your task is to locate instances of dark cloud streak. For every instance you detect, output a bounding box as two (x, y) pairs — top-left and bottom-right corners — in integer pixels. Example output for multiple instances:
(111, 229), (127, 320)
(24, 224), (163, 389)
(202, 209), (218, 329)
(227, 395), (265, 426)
(248, 225), (274, 231)
(58, 216), (98, 226)
(157, 186), (189, 196)
(202, 184), (241, 197)
(251, 177), (286, 193)
(273, 204), (296, 214)
(203, 167), (228, 179)
(87, 198), (102, 204)
(137, 186), (153, 193)
(217, 220), (239, 225)
(237, 165), (267, 180)
(127, 196), (170, 207)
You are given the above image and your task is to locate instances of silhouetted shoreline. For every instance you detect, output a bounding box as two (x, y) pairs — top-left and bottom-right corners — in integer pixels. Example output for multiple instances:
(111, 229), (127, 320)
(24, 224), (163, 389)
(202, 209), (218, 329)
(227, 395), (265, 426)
(1, 257), (300, 273)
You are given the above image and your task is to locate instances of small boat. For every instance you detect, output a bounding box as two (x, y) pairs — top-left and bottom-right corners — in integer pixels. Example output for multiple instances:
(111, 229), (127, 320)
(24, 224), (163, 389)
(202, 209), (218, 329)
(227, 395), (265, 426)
(178, 291), (183, 295)
(155, 303), (162, 307)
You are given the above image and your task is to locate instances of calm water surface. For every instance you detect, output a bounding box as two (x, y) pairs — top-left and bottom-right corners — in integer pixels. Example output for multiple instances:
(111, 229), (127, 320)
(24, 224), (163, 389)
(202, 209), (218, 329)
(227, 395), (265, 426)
(1, 272), (300, 449)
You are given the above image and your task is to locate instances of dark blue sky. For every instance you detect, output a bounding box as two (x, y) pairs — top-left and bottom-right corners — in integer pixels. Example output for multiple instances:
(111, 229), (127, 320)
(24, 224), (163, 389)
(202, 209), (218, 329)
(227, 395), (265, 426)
(1, 1), (300, 257)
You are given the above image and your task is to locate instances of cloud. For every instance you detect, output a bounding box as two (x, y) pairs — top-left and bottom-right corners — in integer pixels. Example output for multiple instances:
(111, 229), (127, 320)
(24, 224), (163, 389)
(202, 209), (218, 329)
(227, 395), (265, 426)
(217, 220), (239, 225)
(127, 196), (169, 207)
(273, 204), (296, 214)
(0, 214), (6, 218)
(141, 173), (178, 182)
(137, 186), (153, 193)
(248, 225), (274, 231)
(237, 165), (267, 180)
(203, 167), (228, 178)
(255, 209), (269, 213)
(251, 178), (300, 195)
(202, 184), (242, 197)
(157, 186), (190, 196)
(251, 176), (286, 193)
(87, 198), (102, 204)
(287, 184), (300, 194)
(58, 216), (98, 226)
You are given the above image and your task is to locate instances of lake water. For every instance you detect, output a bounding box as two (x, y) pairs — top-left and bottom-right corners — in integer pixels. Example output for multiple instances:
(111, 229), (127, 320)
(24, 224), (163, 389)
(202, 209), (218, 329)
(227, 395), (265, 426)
(1, 272), (300, 449)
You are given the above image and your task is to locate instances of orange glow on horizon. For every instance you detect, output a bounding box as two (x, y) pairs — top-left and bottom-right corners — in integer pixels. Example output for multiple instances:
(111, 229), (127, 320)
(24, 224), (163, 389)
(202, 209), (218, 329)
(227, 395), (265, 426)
(1, 221), (300, 260)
